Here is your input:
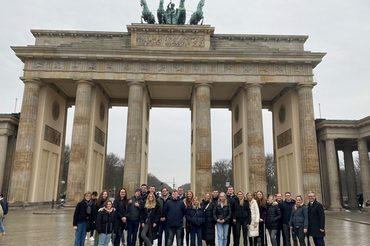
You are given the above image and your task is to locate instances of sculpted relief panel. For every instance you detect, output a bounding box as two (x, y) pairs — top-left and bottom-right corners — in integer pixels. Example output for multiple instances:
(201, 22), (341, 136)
(26, 59), (313, 77)
(136, 34), (206, 48)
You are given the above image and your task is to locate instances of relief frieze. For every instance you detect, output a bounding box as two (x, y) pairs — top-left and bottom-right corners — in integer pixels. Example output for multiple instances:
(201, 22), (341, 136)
(26, 59), (313, 76)
(136, 34), (205, 48)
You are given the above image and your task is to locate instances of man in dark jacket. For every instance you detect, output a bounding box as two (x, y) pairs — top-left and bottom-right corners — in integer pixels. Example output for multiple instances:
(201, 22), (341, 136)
(164, 189), (186, 246)
(307, 192), (325, 246)
(127, 189), (143, 246)
(280, 192), (296, 246)
(226, 186), (238, 246)
(158, 187), (170, 246)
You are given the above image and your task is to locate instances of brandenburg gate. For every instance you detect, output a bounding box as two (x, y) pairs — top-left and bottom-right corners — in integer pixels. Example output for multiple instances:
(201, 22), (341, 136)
(8, 23), (325, 204)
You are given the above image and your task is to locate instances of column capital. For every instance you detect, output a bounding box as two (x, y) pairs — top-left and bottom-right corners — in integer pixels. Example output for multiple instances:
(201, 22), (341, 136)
(127, 81), (146, 87)
(244, 83), (263, 90)
(21, 77), (43, 86)
(194, 82), (212, 89)
(296, 83), (317, 90)
(75, 79), (95, 87)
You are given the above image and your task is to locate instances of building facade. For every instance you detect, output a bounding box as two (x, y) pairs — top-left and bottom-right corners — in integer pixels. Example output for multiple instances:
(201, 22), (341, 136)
(7, 24), (325, 204)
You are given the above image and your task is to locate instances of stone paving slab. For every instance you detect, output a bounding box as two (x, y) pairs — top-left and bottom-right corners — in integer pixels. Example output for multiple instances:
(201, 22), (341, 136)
(0, 208), (369, 245)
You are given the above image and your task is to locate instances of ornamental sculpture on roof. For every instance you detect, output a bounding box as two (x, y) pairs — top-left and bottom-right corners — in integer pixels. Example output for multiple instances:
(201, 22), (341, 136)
(140, 0), (205, 25)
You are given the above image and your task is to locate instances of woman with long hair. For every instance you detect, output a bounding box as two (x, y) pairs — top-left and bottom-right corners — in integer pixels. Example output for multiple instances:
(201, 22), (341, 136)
(213, 192), (231, 246)
(93, 190), (109, 246)
(140, 192), (160, 246)
(201, 193), (216, 246)
(186, 197), (205, 246)
(255, 191), (267, 246)
(96, 200), (116, 246)
(246, 192), (260, 246)
(184, 190), (194, 246)
(113, 188), (128, 246)
(233, 191), (251, 246)
(73, 192), (96, 246)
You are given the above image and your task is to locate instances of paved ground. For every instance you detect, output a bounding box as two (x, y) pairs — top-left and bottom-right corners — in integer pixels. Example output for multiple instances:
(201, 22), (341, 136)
(0, 207), (369, 245)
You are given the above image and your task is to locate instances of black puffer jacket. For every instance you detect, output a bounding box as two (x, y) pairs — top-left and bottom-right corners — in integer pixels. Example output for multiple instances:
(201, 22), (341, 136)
(213, 202), (231, 224)
(186, 206), (205, 228)
(96, 208), (117, 234)
(234, 200), (252, 224)
(266, 202), (282, 230)
(201, 200), (216, 241)
(73, 199), (96, 227)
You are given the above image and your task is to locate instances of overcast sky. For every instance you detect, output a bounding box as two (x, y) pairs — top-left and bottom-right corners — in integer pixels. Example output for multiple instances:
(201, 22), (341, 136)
(1, 0), (369, 187)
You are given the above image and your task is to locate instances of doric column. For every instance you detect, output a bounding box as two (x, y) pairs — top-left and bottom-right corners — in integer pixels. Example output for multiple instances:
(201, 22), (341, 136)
(193, 83), (212, 197)
(358, 139), (370, 202)
(343, 146), (358, 209)
(123, 81), (145, 196)
(325, 139), (342, 209)
(297, 84), (321, 200)
(245, 83), (266, 193)
(0, 134), (9, 191)
(67, 80), (94, 203)
(9, 78), (42, 203)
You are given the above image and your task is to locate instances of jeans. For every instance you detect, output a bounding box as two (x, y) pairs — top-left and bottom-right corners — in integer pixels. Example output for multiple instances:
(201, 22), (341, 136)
(268, 229), (278, 246)
(276, 228), (281, 246)
(216, 223), (229, 246)
(313, 237), (325, 246)
(74, 221), (87, 246)
(234, 221), (248, 246)
(98, 233), (112, 246)
(127, 220), (140, 246)
(256, 222), (266, 246)
(0, 218), (5, 233)
(158, 220), (168, 246)
(282, 224), (291, 246)
(141, 223), (153, 246)
(190, 226), (202, 246)
(168, 226), (183, 246)
(292, 227), (306, 246)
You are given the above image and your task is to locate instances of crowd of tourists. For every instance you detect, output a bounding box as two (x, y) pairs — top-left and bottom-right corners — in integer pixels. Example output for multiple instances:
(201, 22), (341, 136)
(73, 185), (326, 246)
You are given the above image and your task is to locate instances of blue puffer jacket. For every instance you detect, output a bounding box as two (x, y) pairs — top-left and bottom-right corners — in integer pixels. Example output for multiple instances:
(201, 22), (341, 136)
(289, 204), (308, 229)
(186, 206), (205, 227)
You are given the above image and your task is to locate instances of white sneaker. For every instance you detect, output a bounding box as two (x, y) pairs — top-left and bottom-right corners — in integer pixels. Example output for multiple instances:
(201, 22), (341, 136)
(89, 236), (95, 241)
(85, 235), (88, 240)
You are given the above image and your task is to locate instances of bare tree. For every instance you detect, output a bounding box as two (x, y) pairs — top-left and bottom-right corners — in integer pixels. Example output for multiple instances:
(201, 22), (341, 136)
(212, 159), (233, 191)
(265, 153), (277, 195)
(104, 153), (124, 194)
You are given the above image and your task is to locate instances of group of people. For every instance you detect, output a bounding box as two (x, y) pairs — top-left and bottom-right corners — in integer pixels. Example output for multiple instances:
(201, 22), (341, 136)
(73, 184), (326, 246)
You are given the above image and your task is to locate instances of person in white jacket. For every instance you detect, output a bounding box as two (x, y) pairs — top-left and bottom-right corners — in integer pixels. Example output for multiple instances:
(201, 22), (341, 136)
(246, 192), (260, 246)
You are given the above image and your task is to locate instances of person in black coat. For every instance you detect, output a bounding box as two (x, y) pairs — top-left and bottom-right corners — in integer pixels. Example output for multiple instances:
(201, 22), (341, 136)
(226, 186), (237, 246)
(96, 200), (117, 246)
(113, 188), (128, 246)
(255, 191), (267, 246)
(266, 195), (281, 246)
(233, 191), (251, 246)
(186, 197), (205, 246)
(73, 192), (96, 246)
(164, 189), (186, 246)
(307, 192), (325, 246)
(201, 193), (216, 246)
(140, 193), (161, 246)
(213, 192), (231, 246)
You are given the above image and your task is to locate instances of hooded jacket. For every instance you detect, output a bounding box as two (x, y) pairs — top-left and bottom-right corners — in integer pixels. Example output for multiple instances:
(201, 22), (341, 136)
(96, 207), (117, 234)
